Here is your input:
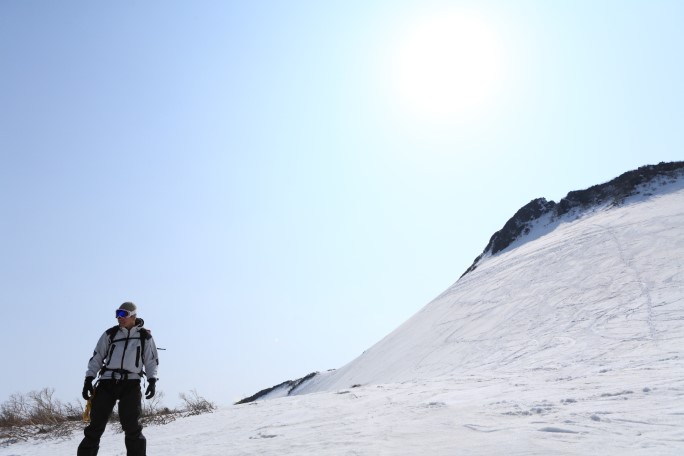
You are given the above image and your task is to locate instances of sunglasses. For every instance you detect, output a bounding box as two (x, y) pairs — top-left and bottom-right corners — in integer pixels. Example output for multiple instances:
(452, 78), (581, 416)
(115, 309), (136, 319)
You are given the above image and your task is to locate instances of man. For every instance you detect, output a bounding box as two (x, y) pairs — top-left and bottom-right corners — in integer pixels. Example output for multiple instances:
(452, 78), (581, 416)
(77, 302), (159, 456)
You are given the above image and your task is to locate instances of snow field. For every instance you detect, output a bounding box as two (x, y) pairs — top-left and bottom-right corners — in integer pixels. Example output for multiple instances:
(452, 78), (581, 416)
(5, 359), (682, 455)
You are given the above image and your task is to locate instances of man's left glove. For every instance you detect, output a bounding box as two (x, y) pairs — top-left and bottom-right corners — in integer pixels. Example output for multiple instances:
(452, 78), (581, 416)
(145, 378), (157, 399)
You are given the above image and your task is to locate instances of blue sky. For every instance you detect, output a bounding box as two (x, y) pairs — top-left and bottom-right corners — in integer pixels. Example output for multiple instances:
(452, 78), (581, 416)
(1, 0), (682, 406)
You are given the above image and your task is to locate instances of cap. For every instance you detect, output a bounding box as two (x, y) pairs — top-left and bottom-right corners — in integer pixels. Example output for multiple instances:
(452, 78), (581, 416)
(118, 302), (137, 315)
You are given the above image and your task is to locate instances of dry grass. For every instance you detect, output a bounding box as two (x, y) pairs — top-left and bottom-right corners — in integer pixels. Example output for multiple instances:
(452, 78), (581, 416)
(1, 387), (215, 446)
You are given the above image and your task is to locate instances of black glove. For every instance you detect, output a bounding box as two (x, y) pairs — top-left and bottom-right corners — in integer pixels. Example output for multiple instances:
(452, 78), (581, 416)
(82, 376), (95, 400)
(145, 378), (157, 399)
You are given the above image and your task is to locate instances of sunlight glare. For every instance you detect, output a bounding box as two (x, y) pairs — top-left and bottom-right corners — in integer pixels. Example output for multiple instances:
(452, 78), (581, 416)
(390, 11), (505, 122)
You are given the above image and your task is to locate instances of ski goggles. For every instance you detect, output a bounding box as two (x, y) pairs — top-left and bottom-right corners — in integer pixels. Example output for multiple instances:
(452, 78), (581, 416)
(115, 309), (136, 319)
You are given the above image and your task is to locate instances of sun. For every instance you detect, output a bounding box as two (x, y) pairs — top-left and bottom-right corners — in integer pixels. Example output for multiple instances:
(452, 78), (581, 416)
(389, 10), (505, 122)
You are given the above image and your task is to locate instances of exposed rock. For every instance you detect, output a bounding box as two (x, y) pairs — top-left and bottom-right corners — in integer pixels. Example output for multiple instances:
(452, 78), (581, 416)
(235, 372), (318, 404)
(483, 198), (557, 256)
(461, 161), (684, 277)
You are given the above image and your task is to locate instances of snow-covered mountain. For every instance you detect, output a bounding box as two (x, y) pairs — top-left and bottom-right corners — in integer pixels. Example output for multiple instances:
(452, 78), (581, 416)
(293, 161), (684, 396)
(5, 162), (684, 455)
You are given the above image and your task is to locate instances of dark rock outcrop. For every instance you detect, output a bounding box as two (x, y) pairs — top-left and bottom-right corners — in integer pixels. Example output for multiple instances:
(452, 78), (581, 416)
(461, 161), (684, 277)
(235, 372), (318, 404)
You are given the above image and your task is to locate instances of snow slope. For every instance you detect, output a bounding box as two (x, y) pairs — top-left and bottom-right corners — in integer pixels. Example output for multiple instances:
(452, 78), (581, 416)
(295, 178), (684, 396)
(3, 175), (683, 455)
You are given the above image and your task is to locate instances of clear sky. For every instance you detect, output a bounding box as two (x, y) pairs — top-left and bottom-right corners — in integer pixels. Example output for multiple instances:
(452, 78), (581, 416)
(1, 0), (682, 406)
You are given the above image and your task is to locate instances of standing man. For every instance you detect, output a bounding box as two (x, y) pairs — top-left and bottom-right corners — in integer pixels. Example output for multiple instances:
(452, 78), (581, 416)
(78, 302), (159, 456)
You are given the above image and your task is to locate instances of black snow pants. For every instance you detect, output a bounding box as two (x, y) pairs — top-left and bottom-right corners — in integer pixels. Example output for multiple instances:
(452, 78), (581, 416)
(77, 379), (146, 456)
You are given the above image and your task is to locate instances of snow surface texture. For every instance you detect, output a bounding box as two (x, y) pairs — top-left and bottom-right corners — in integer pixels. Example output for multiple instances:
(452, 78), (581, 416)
(3, 178), (683, 455)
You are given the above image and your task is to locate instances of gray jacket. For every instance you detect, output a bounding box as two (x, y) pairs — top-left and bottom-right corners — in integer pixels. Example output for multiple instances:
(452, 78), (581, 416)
(86, 325), (159, 381)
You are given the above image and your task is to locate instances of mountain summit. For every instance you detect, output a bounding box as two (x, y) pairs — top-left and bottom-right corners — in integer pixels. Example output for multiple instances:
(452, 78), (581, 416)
(462, 161), (684, 277)
(238, 162), (684, 405)
(288, 161), (684, 396)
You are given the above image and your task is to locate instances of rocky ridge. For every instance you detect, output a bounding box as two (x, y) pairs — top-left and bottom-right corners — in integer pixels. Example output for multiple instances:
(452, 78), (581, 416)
(461, 161), (684, 277)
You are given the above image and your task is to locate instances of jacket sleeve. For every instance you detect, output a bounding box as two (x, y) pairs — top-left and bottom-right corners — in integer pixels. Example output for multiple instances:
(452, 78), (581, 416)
(85, 332), (110, 378)
(144, 335), (159, 380)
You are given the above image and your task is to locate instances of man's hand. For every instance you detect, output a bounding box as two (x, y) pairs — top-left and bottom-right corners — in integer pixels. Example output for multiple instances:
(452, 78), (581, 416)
(82, 376), (95, 400)
(145, 378), (157, 399)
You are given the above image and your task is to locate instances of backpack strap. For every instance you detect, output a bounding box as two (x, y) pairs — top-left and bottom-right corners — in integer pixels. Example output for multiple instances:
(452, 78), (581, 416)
(139, 327), (151, 376)
(97, 326), (121, 379)
(106, 325), (119, 343)
(134, 318), (151, 368)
